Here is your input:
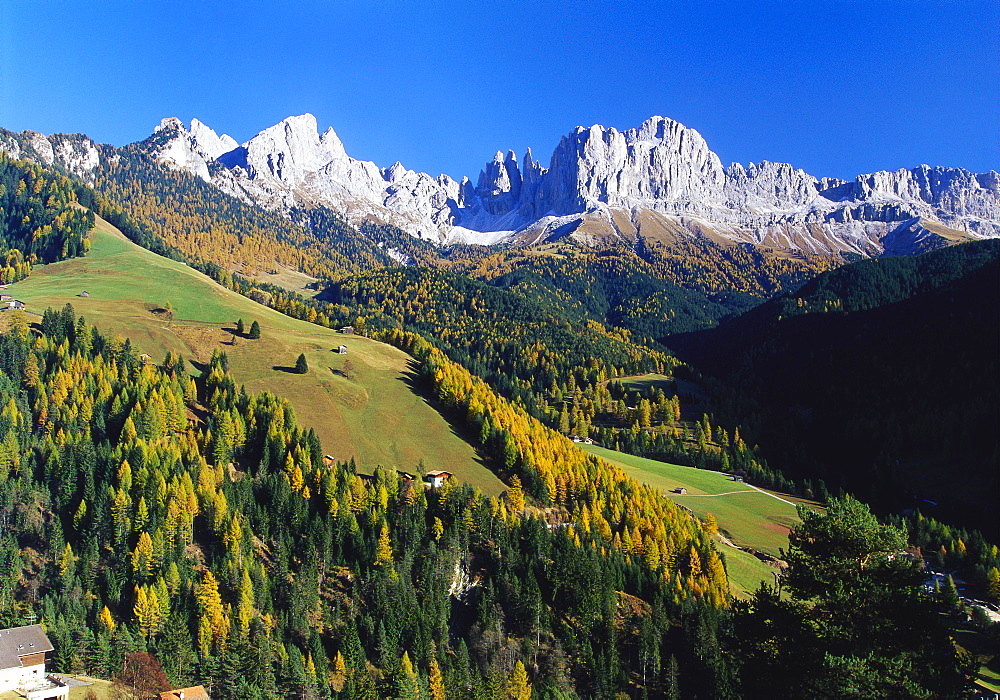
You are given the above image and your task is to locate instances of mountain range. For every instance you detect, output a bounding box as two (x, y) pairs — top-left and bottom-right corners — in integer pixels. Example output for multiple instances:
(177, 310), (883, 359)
(3, 114), (999, 257)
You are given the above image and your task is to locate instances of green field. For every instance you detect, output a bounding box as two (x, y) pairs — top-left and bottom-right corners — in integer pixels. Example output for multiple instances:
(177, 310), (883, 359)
(6, 216), (503, 494)
(721, 545), (781, 598)
(581, 444), (804, 597)
(243, 262), (321, 297)
(952, 627), (1000, 694)
(614, 372), (676, 393)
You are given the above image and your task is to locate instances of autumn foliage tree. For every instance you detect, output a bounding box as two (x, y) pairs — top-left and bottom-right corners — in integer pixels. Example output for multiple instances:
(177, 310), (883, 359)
(114, 652), (171, 699)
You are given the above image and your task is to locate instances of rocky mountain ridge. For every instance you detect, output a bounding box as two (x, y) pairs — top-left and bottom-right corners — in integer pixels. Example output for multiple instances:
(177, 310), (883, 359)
(3, 114), (998, 256)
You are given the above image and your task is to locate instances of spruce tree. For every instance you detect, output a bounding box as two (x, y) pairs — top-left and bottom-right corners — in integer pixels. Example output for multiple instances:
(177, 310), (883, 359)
(236, 318), (245, 336)
(248, 320), (261, 339)
(294, 353), (308, 374)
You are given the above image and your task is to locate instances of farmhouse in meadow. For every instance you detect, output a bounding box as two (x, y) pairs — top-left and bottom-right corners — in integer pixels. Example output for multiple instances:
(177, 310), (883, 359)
(0, 624), (68, 699)
(339, 326), (354, 334)
(424, 470), (452, 488)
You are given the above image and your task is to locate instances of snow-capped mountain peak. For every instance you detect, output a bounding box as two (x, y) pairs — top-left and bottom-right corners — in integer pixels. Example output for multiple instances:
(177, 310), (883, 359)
(134, 113), (1000, 253)
(189, 119), (238, 160)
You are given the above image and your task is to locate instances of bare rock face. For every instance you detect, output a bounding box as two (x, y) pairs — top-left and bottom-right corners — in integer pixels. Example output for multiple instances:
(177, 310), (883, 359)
(188, 119), (238, 160)
(50, 135), (101, 181)
(476, 150), (522, 216)
(147, 117), (241, 182)
(151, 118), (212, 181)
(0, 129), (101, 182)
(3, 112), (997, 256)
(176, 112), (997, 254)
(725, 161), (818, 213)
(25, 132), (56, 166)
(223, 114), (338, 186)
(538, 117), (727, 216)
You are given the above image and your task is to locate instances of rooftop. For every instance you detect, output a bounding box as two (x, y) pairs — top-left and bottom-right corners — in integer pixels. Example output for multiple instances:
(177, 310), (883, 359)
(159, 686), (211, 700)
(0, 625), (54, 670)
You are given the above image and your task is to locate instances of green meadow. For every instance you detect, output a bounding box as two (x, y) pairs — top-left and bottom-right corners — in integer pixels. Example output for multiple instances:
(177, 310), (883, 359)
(614, 372), (676, 393)
(581, 444), (806, 597)
(7, 216), (503, 494)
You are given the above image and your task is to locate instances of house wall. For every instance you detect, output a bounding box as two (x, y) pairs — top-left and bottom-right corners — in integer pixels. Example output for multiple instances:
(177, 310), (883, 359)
(19, 653), (45, 667)
(0, 661), (45, 692)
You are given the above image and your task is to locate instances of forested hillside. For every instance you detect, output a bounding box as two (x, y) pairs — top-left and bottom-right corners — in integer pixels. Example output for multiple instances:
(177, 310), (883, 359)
(459, 237), (834, 337)
(0, 307), (739, 698)
(668, 240), (1000, 539)
(0, 153), (93, 283)
(320, 267), (672, 412)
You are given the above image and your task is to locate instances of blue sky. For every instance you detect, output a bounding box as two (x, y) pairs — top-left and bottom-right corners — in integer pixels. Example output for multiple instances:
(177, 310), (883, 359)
(1, 1), (996, 181)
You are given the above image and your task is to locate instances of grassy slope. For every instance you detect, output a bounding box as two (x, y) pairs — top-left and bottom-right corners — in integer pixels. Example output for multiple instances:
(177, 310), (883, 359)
(615, 373), (675, 393)
(8, 216), (502, 494)
(244, 263), (321, 297)
(581, 444), (802, 597)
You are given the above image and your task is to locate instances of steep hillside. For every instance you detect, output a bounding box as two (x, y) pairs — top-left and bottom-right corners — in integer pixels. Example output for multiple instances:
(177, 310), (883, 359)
(0, 153), (93, 282)
(319, 264), (673, 414)
(459, 242), (833, 337)
(669, 240), (1000, 537)
(4, 214), (500, 492)
(0, 306), (735, 698)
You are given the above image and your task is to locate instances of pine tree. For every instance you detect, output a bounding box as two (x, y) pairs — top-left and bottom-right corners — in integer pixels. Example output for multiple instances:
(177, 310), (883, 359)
(941, 574), (961, 611)
(23, 353), (39, 388)
(196, 570), (230, 648)
(134, 585), (162, 638)
(295, 353), (308, 374)
(58, 542), (75, 577)
(703, 513), (719, 539)
(505, 475), (525, 512)
(248, 320), (261, 339)
(99, 605), (115, 633)
(331, 651), (347, 693)
(235, 566), (255, 635)
(236, 318), (245, 336)
(131, 531), (154, 579)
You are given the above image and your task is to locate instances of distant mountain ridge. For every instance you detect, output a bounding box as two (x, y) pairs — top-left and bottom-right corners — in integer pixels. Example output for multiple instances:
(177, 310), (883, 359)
(2, 114), (998, 256)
